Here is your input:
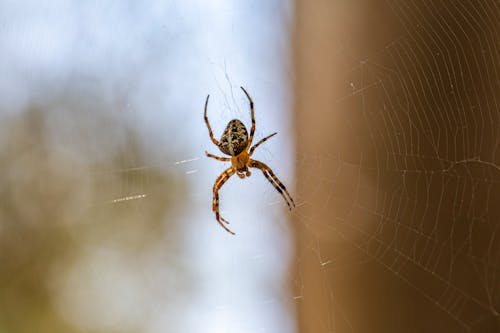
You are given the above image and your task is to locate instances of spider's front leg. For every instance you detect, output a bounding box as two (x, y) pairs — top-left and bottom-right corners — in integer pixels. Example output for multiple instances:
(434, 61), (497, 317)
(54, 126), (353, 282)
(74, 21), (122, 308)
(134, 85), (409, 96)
(249, 159), (295, 210)
(212, 167), (236, 235)
(205, 151), (231, 162)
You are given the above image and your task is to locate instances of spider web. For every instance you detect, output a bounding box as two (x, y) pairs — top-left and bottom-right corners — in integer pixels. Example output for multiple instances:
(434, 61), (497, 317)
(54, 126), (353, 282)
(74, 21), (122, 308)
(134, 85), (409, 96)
(292, 0), (500, 332)
(1, 1), (500, 333)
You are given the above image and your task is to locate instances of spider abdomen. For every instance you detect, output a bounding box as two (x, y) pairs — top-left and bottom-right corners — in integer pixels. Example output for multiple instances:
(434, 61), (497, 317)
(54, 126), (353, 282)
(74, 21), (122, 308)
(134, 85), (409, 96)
(219, 119), (249, 156)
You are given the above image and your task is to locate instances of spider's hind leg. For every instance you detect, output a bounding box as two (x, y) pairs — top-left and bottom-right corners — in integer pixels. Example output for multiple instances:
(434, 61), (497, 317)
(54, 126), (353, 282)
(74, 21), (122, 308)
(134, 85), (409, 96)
(240, 86), (256, 145)
(204, 95), (220, 146)
(205, 151), (231, 162)
(249, 132), (277, 155)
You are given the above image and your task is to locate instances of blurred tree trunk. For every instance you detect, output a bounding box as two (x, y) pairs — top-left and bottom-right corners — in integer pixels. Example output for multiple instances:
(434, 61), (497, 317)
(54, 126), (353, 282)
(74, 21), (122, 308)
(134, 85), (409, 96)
(294, 1), (500, 332)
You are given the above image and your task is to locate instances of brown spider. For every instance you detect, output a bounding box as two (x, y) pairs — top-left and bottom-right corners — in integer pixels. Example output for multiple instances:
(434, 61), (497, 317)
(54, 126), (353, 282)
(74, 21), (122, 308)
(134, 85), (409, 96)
(204, 86), (295, 235)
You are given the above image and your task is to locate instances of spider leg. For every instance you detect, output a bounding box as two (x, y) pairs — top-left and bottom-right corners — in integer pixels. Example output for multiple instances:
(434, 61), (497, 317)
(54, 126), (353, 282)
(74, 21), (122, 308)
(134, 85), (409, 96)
(249, 132), (277, 156)
(250, 159), (296, 210)
(213, 167), (236, 234)
(205, 151), (231, 162)
(204, 95), (220, 146)
(214, 169), (233, 225)
(240, 86), (256, 146)
(262, 170), (294, 210)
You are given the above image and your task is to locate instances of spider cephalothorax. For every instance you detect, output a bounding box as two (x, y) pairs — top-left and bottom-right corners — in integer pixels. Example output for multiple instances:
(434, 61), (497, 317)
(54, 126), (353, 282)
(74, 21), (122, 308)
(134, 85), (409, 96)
(204, 86), (295, 235)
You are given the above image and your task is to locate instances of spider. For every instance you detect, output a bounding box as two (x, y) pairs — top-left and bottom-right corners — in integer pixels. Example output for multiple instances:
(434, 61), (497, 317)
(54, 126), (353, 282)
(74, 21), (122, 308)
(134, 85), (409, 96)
(204, 86), (295, 235)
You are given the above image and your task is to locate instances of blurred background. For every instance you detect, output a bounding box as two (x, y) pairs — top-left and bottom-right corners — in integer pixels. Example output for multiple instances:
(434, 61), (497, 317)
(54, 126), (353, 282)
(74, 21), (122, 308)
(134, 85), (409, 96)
(1, 1), (499, 333)
(0, 1), (294, 333)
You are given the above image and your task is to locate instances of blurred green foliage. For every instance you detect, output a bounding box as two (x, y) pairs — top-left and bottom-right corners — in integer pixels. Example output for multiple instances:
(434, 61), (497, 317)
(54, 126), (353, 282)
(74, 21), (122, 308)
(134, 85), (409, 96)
(0, 106), (187, 333)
